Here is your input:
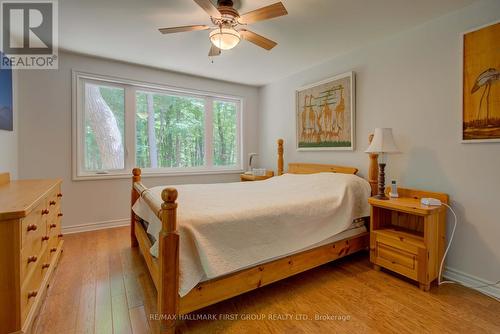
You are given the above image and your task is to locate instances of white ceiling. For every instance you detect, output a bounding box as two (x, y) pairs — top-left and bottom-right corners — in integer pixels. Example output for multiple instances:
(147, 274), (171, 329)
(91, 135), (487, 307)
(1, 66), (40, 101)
(59, 0), (477, 86)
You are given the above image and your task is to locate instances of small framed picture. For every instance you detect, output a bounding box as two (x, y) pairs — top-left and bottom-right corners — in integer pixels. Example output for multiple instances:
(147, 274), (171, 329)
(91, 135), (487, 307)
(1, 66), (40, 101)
(0, 53), (13, 132)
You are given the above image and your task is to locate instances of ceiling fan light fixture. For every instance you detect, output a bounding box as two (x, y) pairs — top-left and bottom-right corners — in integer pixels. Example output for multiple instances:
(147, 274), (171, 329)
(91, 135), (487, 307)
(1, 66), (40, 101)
(209, 27), (240, 50)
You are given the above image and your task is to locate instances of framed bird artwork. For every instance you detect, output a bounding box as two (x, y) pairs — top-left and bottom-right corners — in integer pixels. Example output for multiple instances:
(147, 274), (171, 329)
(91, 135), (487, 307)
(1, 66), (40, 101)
(461, 21), (500, 143)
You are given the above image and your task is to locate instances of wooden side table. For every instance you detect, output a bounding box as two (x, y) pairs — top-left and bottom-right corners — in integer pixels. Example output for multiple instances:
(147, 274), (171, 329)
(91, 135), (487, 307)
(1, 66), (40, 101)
(369, 188), (448, 291)
(240, 170), (274, 182)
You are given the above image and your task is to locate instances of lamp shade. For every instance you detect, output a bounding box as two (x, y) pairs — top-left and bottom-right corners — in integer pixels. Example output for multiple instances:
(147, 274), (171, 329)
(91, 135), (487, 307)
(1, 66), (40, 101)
(365, 128), (400, 153)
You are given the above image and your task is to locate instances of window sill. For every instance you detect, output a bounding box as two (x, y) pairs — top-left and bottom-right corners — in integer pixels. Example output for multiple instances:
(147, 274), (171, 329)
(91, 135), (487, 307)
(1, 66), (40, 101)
(73, 168), (245, 181)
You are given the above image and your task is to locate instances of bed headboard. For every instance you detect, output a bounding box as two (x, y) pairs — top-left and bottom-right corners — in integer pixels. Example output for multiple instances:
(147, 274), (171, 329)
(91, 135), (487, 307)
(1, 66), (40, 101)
(288, 163), (358, 175)
(276, 137), (379, 195)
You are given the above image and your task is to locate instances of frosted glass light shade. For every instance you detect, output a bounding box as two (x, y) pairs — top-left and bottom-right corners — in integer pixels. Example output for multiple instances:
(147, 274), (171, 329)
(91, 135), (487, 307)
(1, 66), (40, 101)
(365, 128), (400, 154)
(209, 27), (240, 50)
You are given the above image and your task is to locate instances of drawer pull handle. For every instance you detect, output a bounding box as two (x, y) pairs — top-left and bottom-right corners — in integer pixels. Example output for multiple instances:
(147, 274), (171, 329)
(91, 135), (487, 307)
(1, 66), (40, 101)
(42, 263), (50, 269)
(27, 224), (38, 232)
(28, 291), (38, 299)
(57, 213), (63, 217)
(57, 193), (63, 198)
(41, 235), (49, 241)
(27, 256), (37, 263)
(50, 248), (57, 253)
(58, 234), (64, 238)
(41, 209), (49, 215)
(50, 223), (57, 229)
(49, 200), (56, 206)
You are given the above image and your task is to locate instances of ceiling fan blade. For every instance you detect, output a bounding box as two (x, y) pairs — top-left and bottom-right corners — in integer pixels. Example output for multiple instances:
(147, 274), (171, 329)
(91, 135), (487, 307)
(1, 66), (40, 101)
(240, 29), (277, 50)
(209, 44), (221, 57)
(159, 25), (210, 34)
(238, 2), (287, 24)
(194, 0), (221, 17)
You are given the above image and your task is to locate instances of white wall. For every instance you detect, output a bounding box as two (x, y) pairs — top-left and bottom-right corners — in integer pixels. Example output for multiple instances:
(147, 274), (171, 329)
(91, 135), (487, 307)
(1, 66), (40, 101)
(17, 51), (260, 231)
(0, 71), (18, 178)
(258, 0), (500, 284)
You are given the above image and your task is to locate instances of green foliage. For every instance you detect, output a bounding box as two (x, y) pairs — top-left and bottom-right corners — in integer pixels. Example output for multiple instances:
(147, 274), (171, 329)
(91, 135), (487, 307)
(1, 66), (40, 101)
(136, 92), (205, 168)
(213, 101), (237, 166)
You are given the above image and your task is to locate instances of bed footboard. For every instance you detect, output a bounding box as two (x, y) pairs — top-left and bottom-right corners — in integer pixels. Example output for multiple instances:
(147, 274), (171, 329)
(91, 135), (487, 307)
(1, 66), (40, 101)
(131, 168), (180, 333)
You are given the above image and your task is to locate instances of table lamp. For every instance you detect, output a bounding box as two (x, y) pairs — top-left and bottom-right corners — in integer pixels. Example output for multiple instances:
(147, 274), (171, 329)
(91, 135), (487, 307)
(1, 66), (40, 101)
(244, 153), (258, 174)
(365, 128), (400, 200)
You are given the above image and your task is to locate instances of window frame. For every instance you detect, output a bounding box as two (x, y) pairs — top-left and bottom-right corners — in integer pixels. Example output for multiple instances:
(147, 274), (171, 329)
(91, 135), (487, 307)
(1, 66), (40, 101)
(72, 71), (244, 181)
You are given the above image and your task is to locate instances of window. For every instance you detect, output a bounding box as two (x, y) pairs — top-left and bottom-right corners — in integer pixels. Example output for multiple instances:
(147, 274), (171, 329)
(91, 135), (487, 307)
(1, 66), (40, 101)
(73, 72), (243, 179)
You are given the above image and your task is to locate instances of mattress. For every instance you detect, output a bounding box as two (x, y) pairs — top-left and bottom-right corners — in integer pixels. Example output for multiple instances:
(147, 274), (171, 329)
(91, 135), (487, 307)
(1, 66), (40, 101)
(132, 172), (371, 296)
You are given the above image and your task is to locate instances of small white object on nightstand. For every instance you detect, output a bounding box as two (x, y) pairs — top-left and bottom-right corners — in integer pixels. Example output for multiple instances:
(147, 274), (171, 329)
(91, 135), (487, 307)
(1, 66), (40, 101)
(421, 198), (442, 206)
(390, 180), (399, 198)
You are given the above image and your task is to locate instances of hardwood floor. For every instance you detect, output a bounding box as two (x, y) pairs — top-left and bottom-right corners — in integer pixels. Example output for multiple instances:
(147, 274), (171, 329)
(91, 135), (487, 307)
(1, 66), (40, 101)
(33, 227), (499, 334)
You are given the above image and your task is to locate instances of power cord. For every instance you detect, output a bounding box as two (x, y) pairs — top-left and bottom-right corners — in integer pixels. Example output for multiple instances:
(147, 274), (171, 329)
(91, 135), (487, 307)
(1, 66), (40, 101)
(438, 202), (500, 302)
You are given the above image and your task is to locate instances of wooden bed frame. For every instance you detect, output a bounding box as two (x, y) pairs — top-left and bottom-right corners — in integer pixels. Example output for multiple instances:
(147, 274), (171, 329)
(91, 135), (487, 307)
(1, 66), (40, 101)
(131, 137), (379, 333)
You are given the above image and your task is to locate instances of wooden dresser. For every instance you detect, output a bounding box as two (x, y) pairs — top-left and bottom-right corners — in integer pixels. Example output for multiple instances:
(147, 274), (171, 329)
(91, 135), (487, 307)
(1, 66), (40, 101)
(0, 173), (64, 334)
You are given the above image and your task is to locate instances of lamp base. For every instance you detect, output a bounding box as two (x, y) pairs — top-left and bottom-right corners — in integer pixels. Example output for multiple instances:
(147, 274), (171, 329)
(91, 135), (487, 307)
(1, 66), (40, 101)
(376, 163), (388, 200)
(373, 193), (389, 200)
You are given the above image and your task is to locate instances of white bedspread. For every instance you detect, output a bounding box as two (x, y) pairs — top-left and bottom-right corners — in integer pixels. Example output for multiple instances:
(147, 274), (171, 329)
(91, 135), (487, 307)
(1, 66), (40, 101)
(132, 172), (371, 296)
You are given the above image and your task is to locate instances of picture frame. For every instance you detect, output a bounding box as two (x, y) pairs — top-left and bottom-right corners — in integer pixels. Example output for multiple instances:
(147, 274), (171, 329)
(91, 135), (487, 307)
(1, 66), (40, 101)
(296, 71), (355, 151)
(0, 53), (13, 132)
(461, 20), (500, 143)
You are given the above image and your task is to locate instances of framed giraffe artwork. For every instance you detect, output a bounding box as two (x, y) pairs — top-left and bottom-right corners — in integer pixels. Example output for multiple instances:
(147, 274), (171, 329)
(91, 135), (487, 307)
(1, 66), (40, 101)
(296, 71), (355, 150)
(462, 20), (500, 143)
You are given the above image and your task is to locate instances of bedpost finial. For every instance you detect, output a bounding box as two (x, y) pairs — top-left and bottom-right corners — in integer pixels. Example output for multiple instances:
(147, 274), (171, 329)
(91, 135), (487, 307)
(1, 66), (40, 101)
(277, 138), (284, 176)
(367, 134), (379, 196)
(132, 168), (141, 177)
(162, 188), (178, 203)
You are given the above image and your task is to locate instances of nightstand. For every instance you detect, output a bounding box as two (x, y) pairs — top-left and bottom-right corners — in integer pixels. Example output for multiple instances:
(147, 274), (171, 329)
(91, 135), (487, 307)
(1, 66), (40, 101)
(240, 170), (274, 182)
(369, 188), (448, 291)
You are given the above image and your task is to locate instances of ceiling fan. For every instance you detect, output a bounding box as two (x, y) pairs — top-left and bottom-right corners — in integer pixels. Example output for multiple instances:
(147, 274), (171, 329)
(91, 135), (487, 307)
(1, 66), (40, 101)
(158, 0), (288, 57)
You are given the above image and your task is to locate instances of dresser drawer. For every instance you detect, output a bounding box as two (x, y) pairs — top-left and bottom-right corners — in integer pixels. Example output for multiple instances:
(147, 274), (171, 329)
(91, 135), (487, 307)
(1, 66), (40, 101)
(374, 242), (419, 280)
(47, 217), (60, 237)
(46, 235), (62, 266)
(20, 246), (49, 323)
(20, 243), (45, 283)
(47, 185), (61, 207)
(21, 201), (47, 248)
(20, 203), (48, 281)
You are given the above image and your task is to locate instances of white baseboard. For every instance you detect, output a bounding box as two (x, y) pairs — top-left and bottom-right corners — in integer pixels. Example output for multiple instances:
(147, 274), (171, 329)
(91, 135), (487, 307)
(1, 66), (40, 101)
(62, 218), (130, 235)
(444, 266), (500, 299)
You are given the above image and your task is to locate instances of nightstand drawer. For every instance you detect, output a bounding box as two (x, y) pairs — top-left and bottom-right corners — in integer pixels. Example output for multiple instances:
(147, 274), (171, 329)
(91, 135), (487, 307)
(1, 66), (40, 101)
(374, 242), (418, 280)
(373, 230), (423, 255)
